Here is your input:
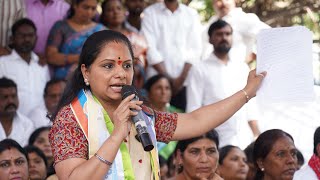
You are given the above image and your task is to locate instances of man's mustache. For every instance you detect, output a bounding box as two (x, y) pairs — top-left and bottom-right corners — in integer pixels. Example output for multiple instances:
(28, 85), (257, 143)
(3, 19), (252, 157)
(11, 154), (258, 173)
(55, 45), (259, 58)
(5, 104), (17, 110)
(219, 40), (229, 45)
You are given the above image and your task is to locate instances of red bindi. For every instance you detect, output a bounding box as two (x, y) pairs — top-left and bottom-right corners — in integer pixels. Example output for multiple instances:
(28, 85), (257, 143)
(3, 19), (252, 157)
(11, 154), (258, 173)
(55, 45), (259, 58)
(117, 60), (122, 65)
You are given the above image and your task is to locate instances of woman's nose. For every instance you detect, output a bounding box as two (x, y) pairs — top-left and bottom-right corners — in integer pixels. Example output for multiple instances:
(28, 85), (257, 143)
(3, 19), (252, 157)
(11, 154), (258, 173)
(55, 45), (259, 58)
(199, 152), (209, 162)
(115, 67), (126, 79)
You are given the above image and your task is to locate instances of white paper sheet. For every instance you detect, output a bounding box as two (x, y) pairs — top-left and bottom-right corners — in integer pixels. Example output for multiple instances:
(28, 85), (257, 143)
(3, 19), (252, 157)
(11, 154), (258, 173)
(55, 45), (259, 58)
(256, 26), (315, 103)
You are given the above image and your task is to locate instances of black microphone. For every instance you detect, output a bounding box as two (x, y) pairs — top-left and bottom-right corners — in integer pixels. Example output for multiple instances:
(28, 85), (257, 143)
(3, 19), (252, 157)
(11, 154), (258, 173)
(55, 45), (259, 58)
(121, 85), (154, 151)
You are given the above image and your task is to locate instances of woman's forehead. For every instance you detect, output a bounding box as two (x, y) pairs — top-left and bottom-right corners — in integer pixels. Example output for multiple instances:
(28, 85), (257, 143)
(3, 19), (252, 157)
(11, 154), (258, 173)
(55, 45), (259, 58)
(188, 138), (217, 148)
(0, 148), (24, 159)
(97, 43), (132, 60)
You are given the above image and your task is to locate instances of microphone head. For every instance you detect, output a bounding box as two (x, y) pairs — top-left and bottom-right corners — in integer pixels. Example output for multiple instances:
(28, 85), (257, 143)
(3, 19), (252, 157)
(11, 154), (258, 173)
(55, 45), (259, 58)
(121, 85), (137, 100)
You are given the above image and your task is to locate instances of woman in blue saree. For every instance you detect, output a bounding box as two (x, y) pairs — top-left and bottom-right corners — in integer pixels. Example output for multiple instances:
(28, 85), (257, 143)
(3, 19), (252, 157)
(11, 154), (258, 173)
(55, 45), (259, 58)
(46, 0), (105, 79)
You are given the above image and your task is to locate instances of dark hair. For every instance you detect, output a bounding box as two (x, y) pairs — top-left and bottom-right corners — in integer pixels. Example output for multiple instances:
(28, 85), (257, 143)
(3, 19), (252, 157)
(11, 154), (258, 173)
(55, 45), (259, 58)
(0, 139), (28, 159)
(44, 79), (66, 97)
(314, 127), (320, 155)
(244, 141), (255, 164)
(208, 19), (232, 37)
(11, 18), (37, 36)
(176, 129), (219, 154)
(28, 127), (51, 145)
(24, 145), (48, 168)
(159, 155), (167, 168)
(0, 77), (17, 89)
(218, 145), (240, 165)
(144, 74), (173, 93)
(51, 30), (134, 121)
(296, 149), (304, 166)
(253, 129), (294, 180)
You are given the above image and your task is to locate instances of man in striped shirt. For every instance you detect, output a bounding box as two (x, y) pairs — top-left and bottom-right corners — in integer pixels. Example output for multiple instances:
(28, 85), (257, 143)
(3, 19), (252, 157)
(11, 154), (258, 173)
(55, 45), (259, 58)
(0, 0), (26, 56)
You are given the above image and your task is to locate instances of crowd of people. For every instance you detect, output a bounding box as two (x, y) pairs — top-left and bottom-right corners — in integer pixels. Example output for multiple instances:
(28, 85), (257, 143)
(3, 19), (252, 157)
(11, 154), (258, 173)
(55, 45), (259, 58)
(0, 0), (319, 180)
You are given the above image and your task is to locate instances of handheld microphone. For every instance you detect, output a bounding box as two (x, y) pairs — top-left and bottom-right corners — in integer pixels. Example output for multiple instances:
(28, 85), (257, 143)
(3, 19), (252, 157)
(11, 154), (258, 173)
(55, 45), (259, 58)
(121, 85), (154, 151)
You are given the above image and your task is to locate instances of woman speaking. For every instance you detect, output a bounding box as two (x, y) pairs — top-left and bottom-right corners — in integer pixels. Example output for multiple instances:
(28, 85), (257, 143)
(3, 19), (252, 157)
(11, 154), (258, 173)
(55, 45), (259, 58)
(49, 30), (266, 180)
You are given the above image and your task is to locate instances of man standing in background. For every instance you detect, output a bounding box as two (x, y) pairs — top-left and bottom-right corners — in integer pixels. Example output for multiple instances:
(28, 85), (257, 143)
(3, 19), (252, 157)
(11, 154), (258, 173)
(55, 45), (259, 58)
(201, 0), (269, 63)
(0, 0), (26, 56)
(141, 0), (202, 111)
(124, 0), (146, 33)
(25, 0), (70, 65)
(187, 20), (260, 148)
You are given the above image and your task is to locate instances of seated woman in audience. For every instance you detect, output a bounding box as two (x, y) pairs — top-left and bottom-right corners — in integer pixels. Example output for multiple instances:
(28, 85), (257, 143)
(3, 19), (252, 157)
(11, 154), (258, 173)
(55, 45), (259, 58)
(174, 129), (222, 180)
(29, 127), (52, 166)
(253, 129), (298, 180)
(144, 74), (183, 113)
(144, 74), (183, 164)
(24, 146), (48, 180)
(0, 139), (29, 180)
(100, 0), (148, 89)
(46, 0), (105, 79)
(217, 145), (249, 180)
(28, 127), (53, 175)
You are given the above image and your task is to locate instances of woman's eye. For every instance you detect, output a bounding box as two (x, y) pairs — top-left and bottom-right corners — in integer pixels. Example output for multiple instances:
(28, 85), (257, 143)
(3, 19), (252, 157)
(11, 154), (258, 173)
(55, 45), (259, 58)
(36, 139), (45, 144)
(276, 151), (285, 157)
(231, 156), (239, 161)
(104, 64), (114, 69)
(207, 149), (216, 154)
(124, 63), (132, 69)
(35, 160), (42, 164)
(0, 162), (9, 168)
(190, 150), (199, 155)
(291, 150), (297, 157)
(16, 159), (25, 166)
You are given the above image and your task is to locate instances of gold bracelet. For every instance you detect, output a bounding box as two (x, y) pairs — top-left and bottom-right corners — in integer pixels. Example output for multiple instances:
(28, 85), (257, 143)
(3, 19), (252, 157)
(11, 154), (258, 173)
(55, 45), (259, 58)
(241, 89), (250, 103)
(94, 153), (112, 166)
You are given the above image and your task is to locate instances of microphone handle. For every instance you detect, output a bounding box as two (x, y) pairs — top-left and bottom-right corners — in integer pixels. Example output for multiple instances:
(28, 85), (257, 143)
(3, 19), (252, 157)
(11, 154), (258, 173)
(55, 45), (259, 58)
(132, 111), (154, 151)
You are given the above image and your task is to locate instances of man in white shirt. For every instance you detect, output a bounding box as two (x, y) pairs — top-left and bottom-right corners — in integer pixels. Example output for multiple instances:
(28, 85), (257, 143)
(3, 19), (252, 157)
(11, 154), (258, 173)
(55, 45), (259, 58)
(141, 0), (202, 110)
(0, 77), (35, 146)
(0, 18), (50, 116)
(28, 79), (66, 129)
(186, 20), (259, 149)
(201, 0), (269, 62)
(294, 127), (320, 180)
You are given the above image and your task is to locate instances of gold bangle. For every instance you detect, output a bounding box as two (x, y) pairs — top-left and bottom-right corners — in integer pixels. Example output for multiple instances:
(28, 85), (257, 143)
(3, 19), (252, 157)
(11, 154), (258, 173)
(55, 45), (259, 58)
(241, 89), (250, 103)
(94, 153), (112, 166)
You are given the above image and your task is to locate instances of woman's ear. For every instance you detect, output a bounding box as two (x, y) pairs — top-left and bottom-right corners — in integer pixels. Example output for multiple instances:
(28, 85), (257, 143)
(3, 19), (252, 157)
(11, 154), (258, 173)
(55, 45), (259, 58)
(316, 144), (320, 156)
(81, 64), (89, 80)
(256, 159), (264, 170)
(176, 150), (183, 164)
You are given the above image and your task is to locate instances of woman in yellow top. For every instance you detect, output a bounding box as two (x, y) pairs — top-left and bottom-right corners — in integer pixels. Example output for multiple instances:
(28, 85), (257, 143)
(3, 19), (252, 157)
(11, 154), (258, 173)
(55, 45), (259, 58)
(49, 30), (266, 180)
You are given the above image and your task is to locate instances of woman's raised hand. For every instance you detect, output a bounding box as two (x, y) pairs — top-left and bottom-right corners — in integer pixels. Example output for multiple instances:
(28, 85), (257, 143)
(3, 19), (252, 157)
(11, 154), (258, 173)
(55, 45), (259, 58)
(243, 69), (267, 100)
(111, 94), (143, 141)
